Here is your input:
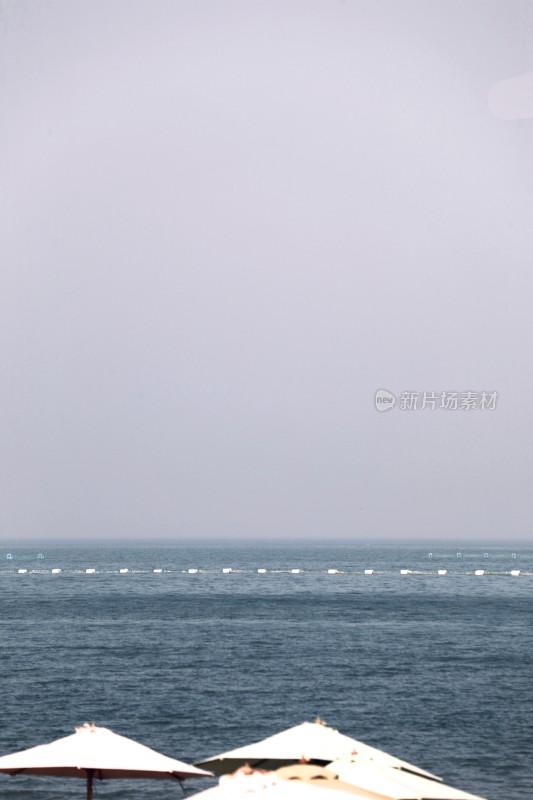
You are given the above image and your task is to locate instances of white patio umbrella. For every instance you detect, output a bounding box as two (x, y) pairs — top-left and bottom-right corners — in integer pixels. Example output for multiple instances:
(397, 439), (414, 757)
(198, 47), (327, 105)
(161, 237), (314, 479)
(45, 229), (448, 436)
(0, 722), (212, 800)
(328, 755), (487, 800)
(197, 721), (439, 780)
(275, 764), (391, 799)
(191, 765), (389, 800)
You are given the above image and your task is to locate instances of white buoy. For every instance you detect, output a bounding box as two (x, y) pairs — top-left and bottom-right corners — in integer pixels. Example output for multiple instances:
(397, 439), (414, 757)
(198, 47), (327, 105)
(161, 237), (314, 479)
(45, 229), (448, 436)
(188, 568), (198, 574)
(257, 568), (267, 573)
(51, 568), (61, 574)
(475, 569), (485, 576)
(85, 568), (96, 574)
(17, 568), (27, 574)
(222, 568), (232, 573)
(327, 569), (338, 574)
(153, 568), (163, 573)
(400, 569), (411, 575)
(364, 569), (374, 574)
(119, 568), (129, 574)
(438, 569), (447, 575)
(291, 569), (301, 574)
(511, 570), (520, 576)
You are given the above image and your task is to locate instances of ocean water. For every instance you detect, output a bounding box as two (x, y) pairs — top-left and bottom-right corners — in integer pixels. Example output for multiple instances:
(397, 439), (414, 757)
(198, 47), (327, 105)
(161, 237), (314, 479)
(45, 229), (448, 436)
(0, 542), (532, 800)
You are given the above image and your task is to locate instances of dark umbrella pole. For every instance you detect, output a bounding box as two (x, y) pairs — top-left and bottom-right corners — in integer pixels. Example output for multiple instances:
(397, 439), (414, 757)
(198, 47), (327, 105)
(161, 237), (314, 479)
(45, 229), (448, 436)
(86, 769), (94, 800)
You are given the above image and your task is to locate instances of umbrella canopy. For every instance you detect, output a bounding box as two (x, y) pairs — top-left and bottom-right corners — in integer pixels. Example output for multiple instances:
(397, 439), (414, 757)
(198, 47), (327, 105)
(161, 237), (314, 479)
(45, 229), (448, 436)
(197, 721), (439, 780)
(328, 756), (487, 800)
(192, 766), (389, 800)
(0, 723), (212, 800)
(276, 764), (390, 799)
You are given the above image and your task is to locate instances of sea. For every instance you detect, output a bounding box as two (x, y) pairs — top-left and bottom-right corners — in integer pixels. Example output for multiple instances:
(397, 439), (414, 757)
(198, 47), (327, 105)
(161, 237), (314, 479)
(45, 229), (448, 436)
(0, 541), (531, 800)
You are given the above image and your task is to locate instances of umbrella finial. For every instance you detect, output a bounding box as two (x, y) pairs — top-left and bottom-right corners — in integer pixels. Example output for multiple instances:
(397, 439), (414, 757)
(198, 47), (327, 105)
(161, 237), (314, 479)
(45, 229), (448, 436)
(75, 723), (98, 734)
(314, 716), (326, 726)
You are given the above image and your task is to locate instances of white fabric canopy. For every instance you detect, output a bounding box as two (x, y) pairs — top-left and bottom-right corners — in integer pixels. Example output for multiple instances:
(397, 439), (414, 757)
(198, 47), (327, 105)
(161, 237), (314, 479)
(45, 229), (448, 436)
(0, 723), (210, 779)
(193, 766), (387, 800)
(0, 723), (211, 800)
(198, 721), (439, 780)
(328, 756), (487, 800)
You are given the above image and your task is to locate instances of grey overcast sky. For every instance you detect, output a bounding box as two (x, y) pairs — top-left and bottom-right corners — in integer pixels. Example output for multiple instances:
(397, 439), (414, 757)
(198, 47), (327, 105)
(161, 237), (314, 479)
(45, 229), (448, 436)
(1, 0), (532, 541)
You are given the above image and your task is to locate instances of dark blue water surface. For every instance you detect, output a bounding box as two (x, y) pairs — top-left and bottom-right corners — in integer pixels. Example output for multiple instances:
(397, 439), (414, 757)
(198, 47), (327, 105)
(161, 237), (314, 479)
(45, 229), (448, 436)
(0, 542), (532, 800)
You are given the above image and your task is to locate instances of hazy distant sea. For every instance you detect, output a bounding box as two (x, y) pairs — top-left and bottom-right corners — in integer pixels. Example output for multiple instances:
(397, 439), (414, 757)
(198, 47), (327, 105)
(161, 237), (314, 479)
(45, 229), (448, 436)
(0, 542), (532, 800)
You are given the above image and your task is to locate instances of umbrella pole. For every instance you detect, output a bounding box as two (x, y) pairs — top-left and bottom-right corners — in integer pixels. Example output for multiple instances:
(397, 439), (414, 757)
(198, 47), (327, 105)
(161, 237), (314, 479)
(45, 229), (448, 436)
(87, 769), (94, 800)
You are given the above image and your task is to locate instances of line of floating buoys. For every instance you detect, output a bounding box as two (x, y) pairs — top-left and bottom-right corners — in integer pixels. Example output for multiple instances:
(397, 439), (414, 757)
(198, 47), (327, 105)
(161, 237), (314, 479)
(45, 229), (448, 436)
(2, 568), (531, 576)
